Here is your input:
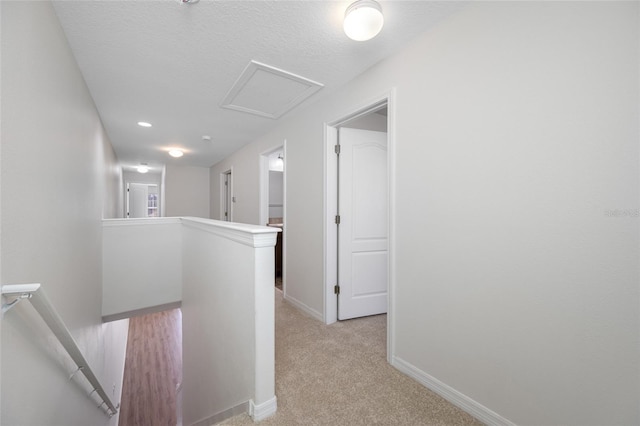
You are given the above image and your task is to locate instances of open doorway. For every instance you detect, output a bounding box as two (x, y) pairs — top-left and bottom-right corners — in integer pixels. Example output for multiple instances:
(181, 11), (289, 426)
(123, 169), (163, 218)
(260, 145), (286, 292)
(325, 91), (395, 362)
(126, 183), (159, 218)
(220, 169), (233, 221)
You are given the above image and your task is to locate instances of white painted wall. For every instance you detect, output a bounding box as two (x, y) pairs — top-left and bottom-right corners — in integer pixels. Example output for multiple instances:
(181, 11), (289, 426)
(1, 2), (128, 425)
(210, 2), (639, 424)
(165, 164), (210, 218)
(268, 171), (283, 219)
(102, 218), (182, 319)
(343, 111), (387, 132)
(181, 218), (277, 425)
(104, 146), (123, 220)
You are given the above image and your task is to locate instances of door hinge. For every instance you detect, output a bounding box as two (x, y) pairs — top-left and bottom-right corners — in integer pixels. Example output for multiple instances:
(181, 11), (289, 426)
(335, 215), (341, 225)
(334, 285), (340, 295)
(334, 144), (341, 155)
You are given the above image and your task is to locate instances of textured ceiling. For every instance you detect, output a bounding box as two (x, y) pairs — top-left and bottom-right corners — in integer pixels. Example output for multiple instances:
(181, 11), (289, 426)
(52, 0), (465, 170)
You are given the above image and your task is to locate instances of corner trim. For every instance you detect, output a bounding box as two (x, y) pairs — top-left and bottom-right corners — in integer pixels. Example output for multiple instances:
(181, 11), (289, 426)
(249, 396), (277, 422)
(392, 357), (516, 426)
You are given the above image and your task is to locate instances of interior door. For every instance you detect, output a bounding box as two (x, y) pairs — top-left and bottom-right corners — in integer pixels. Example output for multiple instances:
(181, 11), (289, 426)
(128, 183), (149, 218)
(338, 128), (388, 320)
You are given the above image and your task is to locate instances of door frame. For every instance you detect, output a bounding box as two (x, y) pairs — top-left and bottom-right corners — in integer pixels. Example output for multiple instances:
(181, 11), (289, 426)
(220, 168), (233, 221)
(323, 89), (396, 363)
(260, 142), (287, 293)
(126, 182), (159, 218)
(259, 143), (286, 226)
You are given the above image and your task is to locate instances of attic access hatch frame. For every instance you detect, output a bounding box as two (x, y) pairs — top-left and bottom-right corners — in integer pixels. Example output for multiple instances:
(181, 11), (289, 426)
(220, 60), (324, 119)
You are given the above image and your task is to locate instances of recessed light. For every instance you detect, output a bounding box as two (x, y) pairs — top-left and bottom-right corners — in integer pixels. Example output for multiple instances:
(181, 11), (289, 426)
(168, 149), (184, 158)
(137, 121), (152, 128)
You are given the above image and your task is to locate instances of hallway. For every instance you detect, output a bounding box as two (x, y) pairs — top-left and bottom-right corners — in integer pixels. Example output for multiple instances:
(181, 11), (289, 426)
(221, 291), (481, 425)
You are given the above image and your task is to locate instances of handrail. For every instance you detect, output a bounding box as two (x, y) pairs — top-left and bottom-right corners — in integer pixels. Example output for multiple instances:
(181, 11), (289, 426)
(2, 284), (119, 417)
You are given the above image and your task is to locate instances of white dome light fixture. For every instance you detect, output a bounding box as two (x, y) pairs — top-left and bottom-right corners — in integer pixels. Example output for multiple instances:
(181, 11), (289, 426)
(343, 0), (384, 41)
(168, 149), (184, 158)
(137, 164), (149, 174)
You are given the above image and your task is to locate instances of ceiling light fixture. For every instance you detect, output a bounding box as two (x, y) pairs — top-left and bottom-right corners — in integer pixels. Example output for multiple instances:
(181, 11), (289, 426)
(137, 121), (152, 128)
(343, 0), (384, 41)
(137, 163), (149, 174)
(168, 149), (184, 158)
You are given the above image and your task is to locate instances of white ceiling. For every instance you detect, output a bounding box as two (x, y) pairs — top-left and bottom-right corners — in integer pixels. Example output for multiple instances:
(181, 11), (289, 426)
(52, 0), (465, 171)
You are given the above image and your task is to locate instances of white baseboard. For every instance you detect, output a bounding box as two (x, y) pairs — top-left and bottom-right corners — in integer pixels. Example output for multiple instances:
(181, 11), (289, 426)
(250, 396), (277, 421)
(189, 401), (249, 426)
(392, 357), (516, 426)
(283, 294), (323, 322)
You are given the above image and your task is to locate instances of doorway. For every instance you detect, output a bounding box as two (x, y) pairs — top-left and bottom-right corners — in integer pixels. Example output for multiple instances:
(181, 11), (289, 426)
(260, 145), (286, 292)
(324, 91), (395, 361)
(126, 183), (159, 218)
(337, 126), (388, 320)
(221, 169), (233, 221)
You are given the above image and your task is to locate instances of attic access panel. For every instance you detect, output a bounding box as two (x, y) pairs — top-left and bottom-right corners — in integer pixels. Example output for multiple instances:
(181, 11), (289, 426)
(220, 60), (324, 119)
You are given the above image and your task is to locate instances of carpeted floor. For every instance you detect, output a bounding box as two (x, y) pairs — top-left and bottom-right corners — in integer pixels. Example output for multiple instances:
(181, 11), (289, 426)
(218, 290), (482, 426)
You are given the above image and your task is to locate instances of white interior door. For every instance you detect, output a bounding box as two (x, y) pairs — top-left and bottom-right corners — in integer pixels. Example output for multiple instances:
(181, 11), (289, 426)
(338, 128), (388, 320)
(128, 183), (149, 218)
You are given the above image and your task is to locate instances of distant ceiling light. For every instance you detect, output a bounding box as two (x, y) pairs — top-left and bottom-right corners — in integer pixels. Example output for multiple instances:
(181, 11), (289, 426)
(168, 149), (184, 158)
(137, 164), (149, 174)
(178, 0), (199, 4)
(202, 135), (212, 142)
(137, 121), (152, 127)
(343, 0), (384, 41)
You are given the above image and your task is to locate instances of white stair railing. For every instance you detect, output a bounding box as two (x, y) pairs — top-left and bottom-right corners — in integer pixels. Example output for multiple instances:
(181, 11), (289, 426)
(2, 283), (119, 417)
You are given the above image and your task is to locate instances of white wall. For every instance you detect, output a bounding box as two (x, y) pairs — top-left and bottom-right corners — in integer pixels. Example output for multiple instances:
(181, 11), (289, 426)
(211, 147), (266, 224)
(104, 145), (123, 220)
(1, 2), (128, 425)
(268, 171), (283, 219)
(343, 111), (387, 132)
(102, 218), (182, 320)
(210, 2), (639, 425)
(181, 218), (277, 425)
(165, 164), (210, 218)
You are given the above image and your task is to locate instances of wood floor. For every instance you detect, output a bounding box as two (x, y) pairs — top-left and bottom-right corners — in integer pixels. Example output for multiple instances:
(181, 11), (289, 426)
(119, 309), (182, 426)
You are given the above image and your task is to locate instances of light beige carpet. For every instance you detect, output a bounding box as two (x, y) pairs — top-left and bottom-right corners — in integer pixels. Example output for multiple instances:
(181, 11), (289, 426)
(219, 290), (482, 426)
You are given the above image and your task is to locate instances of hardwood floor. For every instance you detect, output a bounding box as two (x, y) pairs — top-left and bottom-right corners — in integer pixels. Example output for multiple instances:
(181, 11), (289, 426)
(119, 309), (182, 426)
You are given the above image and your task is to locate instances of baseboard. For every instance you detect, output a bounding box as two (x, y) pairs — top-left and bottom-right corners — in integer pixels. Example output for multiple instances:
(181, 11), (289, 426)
(392, 357), (516, 426)
(283, 294), (324, 322)
(102, 301), (182, 323)
(189, 401), (249, 426)
(249, 396), (277, 421)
